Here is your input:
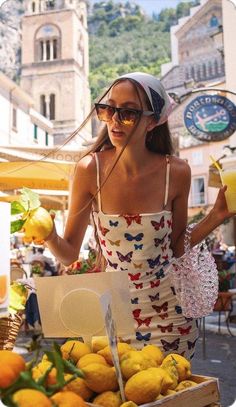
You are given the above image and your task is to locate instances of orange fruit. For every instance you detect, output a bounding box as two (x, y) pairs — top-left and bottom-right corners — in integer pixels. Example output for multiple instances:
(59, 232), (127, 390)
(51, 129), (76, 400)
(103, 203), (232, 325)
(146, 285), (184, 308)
(51, 391), (87, 406)
(0, 350), (26, 389)
(12, 389), (51, 407)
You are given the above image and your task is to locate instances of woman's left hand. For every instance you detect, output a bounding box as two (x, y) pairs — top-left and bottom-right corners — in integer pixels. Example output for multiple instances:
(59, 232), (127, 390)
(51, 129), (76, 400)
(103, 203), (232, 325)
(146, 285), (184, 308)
(212, 185), (235, 222)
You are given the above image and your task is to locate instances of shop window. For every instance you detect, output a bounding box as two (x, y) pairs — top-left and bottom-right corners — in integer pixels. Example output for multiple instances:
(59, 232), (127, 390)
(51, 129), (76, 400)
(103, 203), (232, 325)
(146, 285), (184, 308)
(191, 177), (206, 206)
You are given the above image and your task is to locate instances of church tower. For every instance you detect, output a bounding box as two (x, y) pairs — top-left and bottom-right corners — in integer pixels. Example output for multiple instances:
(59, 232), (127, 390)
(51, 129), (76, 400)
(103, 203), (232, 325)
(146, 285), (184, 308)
(21, 0), (91, 145)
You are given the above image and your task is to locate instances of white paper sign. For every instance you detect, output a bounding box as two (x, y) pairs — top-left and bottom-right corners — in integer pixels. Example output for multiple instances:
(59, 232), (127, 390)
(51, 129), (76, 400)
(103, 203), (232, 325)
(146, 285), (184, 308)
(0, 203), (10, 318)
(35, 271), (134, 339)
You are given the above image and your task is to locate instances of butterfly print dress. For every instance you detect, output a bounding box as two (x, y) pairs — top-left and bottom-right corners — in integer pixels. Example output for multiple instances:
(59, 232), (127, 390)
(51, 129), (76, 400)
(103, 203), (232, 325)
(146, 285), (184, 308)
(92, 154), (199, 359)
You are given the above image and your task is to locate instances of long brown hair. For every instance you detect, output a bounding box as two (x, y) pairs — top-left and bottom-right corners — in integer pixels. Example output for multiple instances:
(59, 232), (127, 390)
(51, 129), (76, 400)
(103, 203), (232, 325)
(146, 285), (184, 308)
(83, 78), (174, 270)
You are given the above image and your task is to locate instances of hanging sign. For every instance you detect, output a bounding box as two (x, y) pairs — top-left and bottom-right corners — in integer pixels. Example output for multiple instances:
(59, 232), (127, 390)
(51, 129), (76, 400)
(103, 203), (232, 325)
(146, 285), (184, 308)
(184, 95), (236, 141)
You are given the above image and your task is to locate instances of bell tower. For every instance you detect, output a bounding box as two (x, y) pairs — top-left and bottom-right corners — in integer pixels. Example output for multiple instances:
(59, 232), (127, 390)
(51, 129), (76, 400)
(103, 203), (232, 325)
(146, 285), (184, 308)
(21, 0), (91, 145)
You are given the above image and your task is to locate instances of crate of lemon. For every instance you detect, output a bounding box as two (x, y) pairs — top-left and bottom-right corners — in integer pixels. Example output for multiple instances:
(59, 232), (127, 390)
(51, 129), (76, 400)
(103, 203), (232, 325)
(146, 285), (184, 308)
(0, 338), (220, 407)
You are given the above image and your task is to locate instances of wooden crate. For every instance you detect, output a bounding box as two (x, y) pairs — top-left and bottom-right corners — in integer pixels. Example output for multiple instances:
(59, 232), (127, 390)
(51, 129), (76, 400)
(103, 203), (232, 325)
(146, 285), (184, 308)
(87, 374), (220, 407)
(140, 375), (220, 407)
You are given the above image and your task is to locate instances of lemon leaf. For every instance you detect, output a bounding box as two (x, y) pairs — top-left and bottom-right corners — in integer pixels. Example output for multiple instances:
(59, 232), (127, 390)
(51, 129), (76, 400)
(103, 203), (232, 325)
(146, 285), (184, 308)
(19, 187), (41, 211)
(11, 201), (26, 215)
(10, 219), (25, 234)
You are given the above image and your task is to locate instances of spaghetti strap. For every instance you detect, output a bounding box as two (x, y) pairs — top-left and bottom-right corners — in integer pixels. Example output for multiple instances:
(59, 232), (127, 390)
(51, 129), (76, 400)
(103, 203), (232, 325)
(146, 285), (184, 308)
(163, 155), (170, 209)
(94, 153), (101, 212)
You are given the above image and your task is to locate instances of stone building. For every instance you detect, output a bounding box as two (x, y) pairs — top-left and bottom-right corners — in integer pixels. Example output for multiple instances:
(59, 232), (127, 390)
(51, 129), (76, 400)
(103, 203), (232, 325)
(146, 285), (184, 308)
(20, 0), (91, 146)
(160, 0), (236, 221)
(161, 0), (224, 96)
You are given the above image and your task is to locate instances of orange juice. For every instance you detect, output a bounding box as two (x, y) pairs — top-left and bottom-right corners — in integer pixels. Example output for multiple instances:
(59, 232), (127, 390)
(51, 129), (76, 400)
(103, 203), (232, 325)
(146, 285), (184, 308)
(0, 274), (7, 304)
(220, 169), (236, 212)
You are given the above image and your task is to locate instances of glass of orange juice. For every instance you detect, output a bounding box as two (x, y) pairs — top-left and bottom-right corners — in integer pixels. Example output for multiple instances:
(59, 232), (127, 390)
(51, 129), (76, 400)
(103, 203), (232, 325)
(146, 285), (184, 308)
(0, 274), (8, 305)
(220, 165), (236, 212)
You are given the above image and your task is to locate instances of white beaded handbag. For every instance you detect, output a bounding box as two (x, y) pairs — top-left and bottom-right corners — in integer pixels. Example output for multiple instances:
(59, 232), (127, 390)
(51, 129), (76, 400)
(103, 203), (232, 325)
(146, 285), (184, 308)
(170, 223), (219, 319)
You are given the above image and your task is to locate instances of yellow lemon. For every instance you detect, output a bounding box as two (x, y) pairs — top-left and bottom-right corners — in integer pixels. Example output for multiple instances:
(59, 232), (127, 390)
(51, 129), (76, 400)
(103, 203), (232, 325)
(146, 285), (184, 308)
(82, 363), (119, 393)
(63, 374), (94, 401)
(161, 358), (179, 389)
(12, 389), (51, 407)
(164, 389), (177, 395)
(77, 353), (109, 369)
(162, 354), (191, 382)
(32, 360), (57, 386)
(120, 402), (138, 407)
(125, 369), (162, 405)
(155, 394), (165, 400)
(92, 336), (109, 353)
(23, 207), (53, 242)
(147, 367), (174, 394)
(60, 340), (91, 363)
(98, 343), (134, 365)
(93, 391), (122, 407)
(120, 350), (157, 380)
(175, 380), (198, 391)
(141, 344), (164, 366)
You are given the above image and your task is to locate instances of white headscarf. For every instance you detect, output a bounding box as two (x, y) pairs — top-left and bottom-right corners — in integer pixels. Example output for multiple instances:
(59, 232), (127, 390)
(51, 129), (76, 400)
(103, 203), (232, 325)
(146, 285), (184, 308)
(118, 72), (174, 126)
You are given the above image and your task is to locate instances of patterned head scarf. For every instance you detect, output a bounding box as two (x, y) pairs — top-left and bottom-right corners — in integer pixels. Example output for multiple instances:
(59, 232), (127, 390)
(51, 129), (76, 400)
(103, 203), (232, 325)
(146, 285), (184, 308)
(118, 72), (174, 126)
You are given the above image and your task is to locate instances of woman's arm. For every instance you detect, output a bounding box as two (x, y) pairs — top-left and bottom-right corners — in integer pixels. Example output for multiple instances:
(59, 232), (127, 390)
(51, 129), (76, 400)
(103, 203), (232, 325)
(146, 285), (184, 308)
(45, 155), (95, 266)
(171, 160), (234, 257)
(190, 185), (233, 247)
(170, 160), (191, 257)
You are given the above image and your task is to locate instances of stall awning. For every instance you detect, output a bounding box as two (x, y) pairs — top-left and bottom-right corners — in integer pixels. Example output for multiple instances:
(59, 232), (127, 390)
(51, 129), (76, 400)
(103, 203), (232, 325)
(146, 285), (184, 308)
(0, 161), (75, 191)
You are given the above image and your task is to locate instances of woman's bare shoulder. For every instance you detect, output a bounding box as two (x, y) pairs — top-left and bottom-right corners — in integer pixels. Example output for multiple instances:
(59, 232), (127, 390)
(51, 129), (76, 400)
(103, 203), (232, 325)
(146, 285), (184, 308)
(170, 155), (191, 177)
(74, 153), (96, 176)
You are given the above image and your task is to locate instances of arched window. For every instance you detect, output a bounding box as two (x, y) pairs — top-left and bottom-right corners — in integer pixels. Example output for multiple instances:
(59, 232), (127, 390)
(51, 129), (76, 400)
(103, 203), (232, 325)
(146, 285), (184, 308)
(46, 0), (55, 10)
(36, 24), (60, 62)
(40, 93), (56, 120)
(49, 94), (55, 120)
(40, 95), (46, 117)
(53, 39), (57, 59)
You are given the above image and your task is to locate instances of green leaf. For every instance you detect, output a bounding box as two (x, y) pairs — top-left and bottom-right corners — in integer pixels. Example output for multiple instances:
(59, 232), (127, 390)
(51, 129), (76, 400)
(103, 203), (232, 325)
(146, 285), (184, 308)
(10, 219), (25, 234)
(63, 358), (84, 378)
(19, 187), (41, 211)
(11, 201), (25, 215)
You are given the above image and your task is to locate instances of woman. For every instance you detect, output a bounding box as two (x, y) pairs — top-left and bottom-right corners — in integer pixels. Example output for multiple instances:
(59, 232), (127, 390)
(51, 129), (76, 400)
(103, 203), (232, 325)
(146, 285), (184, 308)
(45, 72), (233, 358)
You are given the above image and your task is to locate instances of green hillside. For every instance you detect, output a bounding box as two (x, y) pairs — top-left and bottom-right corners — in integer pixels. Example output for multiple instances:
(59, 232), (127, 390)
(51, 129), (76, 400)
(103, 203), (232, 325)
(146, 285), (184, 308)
(88, 1), (198, 100)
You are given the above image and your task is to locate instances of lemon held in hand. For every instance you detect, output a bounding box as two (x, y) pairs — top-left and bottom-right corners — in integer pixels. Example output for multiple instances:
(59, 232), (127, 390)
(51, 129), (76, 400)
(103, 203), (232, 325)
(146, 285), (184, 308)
(23, 206), (53, 242)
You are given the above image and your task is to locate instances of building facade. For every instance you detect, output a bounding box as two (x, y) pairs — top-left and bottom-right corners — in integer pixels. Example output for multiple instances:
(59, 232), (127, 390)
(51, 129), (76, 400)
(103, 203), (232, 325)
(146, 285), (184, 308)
(160, 0), (236, 217)
(21, 0), (91, 145)
(0, 72), (53, 151)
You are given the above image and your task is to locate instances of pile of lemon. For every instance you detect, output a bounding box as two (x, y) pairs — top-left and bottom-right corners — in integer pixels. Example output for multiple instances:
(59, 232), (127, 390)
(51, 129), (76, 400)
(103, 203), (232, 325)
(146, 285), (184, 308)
(42, 337), (198, 406)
